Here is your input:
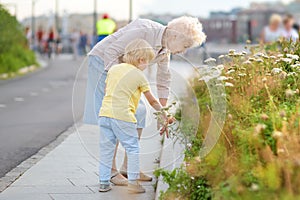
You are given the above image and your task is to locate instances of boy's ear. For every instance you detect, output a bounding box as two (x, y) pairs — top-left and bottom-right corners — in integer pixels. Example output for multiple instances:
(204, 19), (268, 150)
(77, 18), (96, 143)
(139, 58), (146, 64)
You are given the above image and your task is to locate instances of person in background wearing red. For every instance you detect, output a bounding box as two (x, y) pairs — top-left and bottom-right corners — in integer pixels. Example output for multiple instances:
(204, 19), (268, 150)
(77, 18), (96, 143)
(96, 13), (116, 43)
(36, 26), (44, 53)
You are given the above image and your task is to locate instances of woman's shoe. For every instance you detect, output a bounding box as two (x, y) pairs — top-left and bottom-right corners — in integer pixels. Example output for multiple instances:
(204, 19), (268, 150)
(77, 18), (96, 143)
(139, 171), (153, 182)
(120, 170), (153, 182)
(110, 172), (128, 186)
(128, 180), (146, 193)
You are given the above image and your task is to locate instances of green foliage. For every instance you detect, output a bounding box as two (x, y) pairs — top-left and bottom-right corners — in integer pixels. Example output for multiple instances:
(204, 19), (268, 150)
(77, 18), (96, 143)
(156, 39), (300, 199)
(154, 168), (212, 200)
(0, 5), (36, 74)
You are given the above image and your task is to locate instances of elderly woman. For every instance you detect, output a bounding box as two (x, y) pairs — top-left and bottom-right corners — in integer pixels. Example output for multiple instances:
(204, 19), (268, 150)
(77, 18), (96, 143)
(83, 16), (206, 186)
(260, 14), (282, 43)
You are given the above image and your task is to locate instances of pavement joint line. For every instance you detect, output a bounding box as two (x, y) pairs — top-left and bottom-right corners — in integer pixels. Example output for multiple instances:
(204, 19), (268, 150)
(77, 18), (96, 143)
(29, 92), (38, 96)
(86, 186), (96, 193)
(0, 122), (83, 193)
(14, 97), (24, 102)
(66, 178), (76, 186)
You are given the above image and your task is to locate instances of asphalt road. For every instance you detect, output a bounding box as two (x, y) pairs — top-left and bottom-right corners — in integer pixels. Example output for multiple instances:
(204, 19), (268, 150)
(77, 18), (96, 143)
(0, 55), (87, 178)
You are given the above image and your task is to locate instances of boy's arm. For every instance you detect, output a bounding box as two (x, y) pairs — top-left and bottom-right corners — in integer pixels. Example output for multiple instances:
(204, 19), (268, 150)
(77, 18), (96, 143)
(143, 91), (163, 112)
(144, 90), (170, 137)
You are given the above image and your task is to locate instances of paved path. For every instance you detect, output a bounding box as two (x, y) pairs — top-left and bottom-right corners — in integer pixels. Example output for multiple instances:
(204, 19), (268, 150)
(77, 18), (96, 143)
(0, 59), (199, 199)
(0, 123), (161, 200)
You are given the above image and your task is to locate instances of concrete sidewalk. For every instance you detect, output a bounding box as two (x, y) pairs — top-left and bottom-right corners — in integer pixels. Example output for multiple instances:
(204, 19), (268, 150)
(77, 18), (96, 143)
(0, 123), (161, 200)
(0, 60), (198, 200)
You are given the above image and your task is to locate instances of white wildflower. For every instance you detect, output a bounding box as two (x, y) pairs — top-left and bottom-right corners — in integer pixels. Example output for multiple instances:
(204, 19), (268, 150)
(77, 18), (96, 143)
(280, 58), (293, 63)
(225, 82), (234, 87)
(270, 55), (276, 59)
(204, 57), (217, 63)
(249, 57), (255, 61)
(218, 55), (225, 59)
(286, 54), (299, 60)
(216, 64), (224, 70)
(254, 52), (265, 57)
(238, 73), (247, 77)
(285, 89), (294, 97)
(217, 76), (228, 81)
(273, 131), (283, 139)
(277, 54), (284, 58)
(262, 77), (267, 83)
(287, 72), (296, 76)
(251, 183), (259, 191)
(271, 68), (282, 74)
(279, 71), (287, 79)
(291, 64), (300, 68)
(228, 49), (236, 54)
(226, 69), (235, 74)
(243, 60), (252, 65)
(263, 55), (269, 59)
(256, 58), (263, 63)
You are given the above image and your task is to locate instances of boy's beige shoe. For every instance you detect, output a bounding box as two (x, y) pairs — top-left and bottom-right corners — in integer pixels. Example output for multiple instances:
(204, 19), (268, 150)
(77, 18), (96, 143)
(127, 181), (146, 193)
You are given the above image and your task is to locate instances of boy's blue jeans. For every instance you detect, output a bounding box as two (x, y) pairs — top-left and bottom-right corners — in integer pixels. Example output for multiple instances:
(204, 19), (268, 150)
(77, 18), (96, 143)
(98, 117), (140, 182)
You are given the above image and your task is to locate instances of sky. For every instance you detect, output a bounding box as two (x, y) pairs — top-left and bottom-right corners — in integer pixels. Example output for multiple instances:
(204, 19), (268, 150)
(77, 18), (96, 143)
(0, 0), (294, 21)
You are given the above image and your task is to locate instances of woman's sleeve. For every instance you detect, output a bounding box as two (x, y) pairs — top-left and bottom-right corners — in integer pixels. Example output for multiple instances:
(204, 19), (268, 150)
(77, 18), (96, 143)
(156, 53), (171, 99)
(103, 30), (143, 70)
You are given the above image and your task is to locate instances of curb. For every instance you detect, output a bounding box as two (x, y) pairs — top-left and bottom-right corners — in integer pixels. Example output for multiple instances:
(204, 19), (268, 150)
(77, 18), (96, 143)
(0, 122), (81, 193)
(154, 135), (185, 200)
(0, 54), (48, 86)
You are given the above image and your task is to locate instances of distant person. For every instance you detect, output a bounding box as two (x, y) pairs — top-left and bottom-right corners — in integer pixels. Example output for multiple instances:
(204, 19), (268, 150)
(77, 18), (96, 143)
(46, 27), (56, 58)
(70, 29), (80, 60)
(282, 14), (299, 42)
(260, 14), (282, 43)
(36, 26), (44, 53)
(96, 13), (116, 42)
(55, 34), (63, 55)
(79, 31), (88, 55)
(25, 26), (31, 47)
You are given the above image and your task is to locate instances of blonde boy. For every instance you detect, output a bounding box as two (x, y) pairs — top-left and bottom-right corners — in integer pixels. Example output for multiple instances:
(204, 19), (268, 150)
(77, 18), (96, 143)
(98, 39), (168, 193)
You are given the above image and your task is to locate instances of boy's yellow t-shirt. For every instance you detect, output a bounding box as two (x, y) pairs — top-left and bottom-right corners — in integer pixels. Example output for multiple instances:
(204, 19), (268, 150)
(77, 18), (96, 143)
(99, 63), (150, 123)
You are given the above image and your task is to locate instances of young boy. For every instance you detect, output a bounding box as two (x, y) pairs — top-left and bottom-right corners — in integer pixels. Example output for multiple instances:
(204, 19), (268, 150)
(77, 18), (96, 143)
(98, 39), (168, 193)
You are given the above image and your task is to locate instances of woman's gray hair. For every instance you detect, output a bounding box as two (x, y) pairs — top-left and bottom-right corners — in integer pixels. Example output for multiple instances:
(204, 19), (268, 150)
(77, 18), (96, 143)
(167, 16), (207, 47)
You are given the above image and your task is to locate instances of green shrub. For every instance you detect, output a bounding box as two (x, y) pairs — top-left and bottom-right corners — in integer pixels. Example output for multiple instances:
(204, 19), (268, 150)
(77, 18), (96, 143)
(0, 4), (36, 74)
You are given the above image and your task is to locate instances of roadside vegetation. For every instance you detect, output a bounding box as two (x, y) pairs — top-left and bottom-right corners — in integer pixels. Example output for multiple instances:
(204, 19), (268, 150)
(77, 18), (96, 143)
(0, 5), (37, 79)
(155, 39), (300, 200)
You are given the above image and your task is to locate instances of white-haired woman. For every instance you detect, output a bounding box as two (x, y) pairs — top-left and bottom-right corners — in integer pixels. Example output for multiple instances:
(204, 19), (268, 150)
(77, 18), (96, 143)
(83, 16), (206, 187)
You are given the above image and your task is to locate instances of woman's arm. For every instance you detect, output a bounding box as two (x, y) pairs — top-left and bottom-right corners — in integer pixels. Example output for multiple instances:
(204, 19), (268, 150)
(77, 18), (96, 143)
(156, 53), (171, 106)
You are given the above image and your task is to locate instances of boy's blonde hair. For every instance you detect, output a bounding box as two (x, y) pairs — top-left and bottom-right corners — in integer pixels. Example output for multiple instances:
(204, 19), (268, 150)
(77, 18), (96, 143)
(123, 39), (155, 66)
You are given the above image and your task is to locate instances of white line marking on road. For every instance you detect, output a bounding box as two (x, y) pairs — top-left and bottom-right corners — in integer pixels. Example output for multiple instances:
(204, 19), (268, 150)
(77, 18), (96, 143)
(30, 92), (38, 96)
(14, 97), (24, 102)
(0, 104), (6, 108)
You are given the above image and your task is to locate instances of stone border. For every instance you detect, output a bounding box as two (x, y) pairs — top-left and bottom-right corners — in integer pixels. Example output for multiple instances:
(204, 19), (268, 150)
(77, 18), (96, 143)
(0, 123), (81, 192)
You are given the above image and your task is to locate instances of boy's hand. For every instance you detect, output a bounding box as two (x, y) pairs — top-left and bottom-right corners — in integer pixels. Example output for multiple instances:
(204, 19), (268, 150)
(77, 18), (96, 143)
(159, 121), (169, 138)
(159, 116), (175, 138)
